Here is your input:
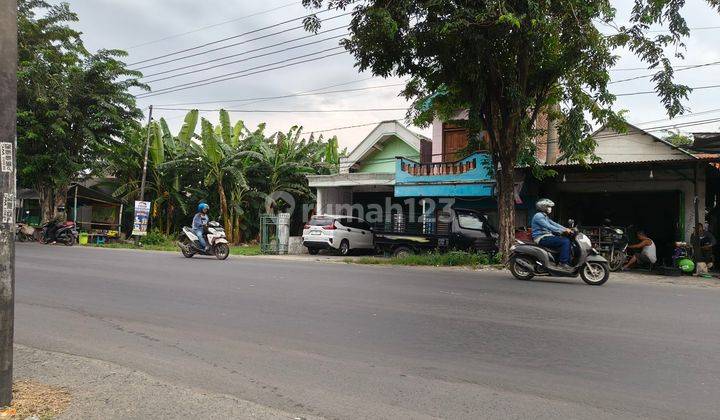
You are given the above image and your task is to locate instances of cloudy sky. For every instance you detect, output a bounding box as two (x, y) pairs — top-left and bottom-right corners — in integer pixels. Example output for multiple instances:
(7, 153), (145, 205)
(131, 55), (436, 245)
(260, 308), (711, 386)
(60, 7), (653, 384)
(53, 0), (720, 151)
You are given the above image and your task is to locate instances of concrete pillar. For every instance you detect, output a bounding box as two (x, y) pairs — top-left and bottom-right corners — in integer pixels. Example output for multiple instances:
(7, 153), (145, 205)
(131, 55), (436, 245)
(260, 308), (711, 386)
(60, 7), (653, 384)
(316, 187), (324, 215)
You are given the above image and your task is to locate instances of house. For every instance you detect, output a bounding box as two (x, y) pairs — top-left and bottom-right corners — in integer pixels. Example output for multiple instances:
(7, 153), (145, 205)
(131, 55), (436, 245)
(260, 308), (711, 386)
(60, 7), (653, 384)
(306, 120), (430, 219)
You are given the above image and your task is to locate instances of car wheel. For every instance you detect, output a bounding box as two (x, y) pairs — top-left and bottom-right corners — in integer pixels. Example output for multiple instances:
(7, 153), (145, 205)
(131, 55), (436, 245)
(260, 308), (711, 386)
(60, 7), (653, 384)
(392, 246), (413, 258)
(308, 247), (319, 255)
(339, 239), (350, 256)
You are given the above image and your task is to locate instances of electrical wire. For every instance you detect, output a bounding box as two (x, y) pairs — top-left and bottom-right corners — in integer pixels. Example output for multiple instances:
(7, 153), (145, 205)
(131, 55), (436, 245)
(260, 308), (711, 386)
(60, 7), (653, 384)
(128, 9), (350, 67)
(125, 1), (302, 50)
(609, 60), (720, 84)
(143, 33), (348, 84)
(136, 50), (348, 98)
(152, 83), (405, 106)
(141, 26), (347, 79)
(615, 83), (720, 96)
(153, 106), (409, 113)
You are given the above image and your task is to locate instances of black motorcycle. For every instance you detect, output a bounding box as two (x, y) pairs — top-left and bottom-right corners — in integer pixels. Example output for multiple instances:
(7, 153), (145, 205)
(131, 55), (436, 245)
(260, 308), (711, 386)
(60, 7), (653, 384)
(40, 220), (78, 246)
(600, 224), (629, 272)
(508, 221), (610, 286)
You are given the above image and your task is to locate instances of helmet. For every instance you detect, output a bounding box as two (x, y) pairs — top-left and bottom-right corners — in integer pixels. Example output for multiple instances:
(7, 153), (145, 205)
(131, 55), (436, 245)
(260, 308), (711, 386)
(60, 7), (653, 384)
(536, 198), (555, 213)
(198, 203), (209, 213)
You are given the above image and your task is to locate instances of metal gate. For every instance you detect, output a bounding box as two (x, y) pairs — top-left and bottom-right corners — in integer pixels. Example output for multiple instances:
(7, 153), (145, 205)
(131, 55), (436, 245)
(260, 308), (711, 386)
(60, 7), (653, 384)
(260, 213), (290, 254)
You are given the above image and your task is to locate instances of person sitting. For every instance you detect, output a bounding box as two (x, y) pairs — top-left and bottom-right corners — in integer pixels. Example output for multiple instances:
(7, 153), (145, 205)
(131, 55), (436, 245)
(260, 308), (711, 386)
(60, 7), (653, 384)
(623, 230), (657, 270)
(192, 203), (210, 252)
(691, 223), (716, 275)
(531, 199), (573, 270)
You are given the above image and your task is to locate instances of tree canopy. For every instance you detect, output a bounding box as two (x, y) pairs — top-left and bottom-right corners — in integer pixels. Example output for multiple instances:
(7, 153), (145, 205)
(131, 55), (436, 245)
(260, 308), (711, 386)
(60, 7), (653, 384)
(17, 0), (144, 221)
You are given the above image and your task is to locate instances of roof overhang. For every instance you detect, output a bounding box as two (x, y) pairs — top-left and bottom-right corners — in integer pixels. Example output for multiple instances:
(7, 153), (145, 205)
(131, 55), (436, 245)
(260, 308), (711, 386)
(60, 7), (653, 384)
(307, 172), (395, 188)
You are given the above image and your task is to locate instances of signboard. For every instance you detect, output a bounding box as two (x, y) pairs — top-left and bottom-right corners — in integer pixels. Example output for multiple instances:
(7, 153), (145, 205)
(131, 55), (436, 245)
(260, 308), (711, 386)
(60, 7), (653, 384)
(132, 200), (151, 236)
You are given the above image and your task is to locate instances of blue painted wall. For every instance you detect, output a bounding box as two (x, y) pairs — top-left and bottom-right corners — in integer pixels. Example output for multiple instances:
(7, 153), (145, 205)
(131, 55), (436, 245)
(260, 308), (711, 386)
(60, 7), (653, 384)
(394, 152), (495, 197)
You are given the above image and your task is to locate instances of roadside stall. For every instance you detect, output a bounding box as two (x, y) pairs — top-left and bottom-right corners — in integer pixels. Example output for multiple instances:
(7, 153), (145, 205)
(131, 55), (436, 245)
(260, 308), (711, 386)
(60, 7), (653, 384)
(68, 184), (124, 244)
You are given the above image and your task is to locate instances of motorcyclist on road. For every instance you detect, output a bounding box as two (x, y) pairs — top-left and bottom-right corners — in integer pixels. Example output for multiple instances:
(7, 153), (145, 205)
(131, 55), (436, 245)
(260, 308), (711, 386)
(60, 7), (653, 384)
(193, 203), (210, 252)
(531, 199), (573, 270)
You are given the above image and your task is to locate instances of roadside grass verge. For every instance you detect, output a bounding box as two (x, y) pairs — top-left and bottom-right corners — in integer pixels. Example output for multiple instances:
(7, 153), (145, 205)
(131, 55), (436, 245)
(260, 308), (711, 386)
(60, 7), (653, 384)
(79, 230), (261, 256)
(81, 242), (262, 256)
(347, 250), (503, 268)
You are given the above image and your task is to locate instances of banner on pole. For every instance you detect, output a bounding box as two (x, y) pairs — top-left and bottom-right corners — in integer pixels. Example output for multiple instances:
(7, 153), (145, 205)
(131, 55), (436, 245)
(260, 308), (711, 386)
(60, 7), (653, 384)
(132, 200), (151, 236)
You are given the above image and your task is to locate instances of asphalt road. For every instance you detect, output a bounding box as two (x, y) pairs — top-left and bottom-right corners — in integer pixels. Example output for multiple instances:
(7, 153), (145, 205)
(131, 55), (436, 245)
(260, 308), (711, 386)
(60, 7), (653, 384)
(15, 244), (720, 419)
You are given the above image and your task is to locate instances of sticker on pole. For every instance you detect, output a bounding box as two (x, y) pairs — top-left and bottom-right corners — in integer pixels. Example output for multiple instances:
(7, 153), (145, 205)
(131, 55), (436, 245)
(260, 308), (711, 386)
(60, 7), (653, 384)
(132, 200), (151, 236)
(0, 143), (12, 173)
(2, 193), (14, 224)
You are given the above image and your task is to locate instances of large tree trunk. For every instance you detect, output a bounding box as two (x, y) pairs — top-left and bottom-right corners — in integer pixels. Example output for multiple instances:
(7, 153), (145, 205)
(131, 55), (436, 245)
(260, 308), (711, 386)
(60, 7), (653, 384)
(217, 182), (232, 242)
(496, 163), (516, 261)
(54, 185), (69, 222)
(38, 185), (54, 223)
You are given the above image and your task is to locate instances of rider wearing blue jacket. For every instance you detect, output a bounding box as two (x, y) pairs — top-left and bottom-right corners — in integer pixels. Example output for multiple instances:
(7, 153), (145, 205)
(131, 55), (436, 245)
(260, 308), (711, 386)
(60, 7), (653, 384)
(531, 199), (573, 269)
(193, 203), (210, 251)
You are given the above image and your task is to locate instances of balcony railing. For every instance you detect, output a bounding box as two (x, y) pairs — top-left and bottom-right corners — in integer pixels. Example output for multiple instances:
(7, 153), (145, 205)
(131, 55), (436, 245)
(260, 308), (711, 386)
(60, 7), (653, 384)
(394, 152), (495, 197)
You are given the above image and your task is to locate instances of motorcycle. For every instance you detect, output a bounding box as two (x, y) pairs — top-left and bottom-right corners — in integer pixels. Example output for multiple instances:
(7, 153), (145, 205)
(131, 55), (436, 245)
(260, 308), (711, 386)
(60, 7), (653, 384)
(508, 220), (610, 285)
(40, 220), (78, 246)
(601, 224), (629, 272)
(15, 222), (38, 242)
(178, 221), (230, 260)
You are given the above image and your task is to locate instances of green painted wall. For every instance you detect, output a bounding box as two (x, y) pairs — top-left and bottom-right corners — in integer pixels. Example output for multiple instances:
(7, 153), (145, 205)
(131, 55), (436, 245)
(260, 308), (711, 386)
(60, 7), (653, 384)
(356, 136), (419, 173)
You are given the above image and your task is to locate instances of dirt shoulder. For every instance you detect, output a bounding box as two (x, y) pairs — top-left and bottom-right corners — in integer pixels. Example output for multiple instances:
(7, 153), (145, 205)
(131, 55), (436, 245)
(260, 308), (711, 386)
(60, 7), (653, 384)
(14, 344), (321, 420)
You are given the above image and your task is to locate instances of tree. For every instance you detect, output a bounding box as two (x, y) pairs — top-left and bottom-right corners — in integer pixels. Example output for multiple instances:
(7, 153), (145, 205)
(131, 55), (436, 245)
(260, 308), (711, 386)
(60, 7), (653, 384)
(664, 132), (692, 148)
(302, 0), (716, 257)
(17, 0), (144, 222)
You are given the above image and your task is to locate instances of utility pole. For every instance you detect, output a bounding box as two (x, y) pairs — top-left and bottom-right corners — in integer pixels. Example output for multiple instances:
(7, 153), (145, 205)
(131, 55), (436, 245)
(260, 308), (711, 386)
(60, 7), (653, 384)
(135, 105), (152, 245)
(0, 0), (17, 406)
(139, 105), (153, 202)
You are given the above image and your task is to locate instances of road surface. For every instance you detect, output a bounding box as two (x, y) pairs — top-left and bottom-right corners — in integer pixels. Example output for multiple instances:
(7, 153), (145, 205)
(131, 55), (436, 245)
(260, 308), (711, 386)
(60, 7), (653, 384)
(15, 244), (720, 419)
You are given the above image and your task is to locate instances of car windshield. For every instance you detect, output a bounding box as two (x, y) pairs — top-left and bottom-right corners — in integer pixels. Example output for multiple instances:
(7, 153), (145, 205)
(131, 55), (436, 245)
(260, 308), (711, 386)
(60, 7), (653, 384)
(308, 217), (334, 226)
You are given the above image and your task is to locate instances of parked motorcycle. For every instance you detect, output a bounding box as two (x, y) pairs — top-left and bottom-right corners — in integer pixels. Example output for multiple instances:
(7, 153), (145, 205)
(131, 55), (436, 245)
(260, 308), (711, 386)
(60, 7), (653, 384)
(40, 220), (78, 246)
(178, 221), (230, 260)
(601, 224), (629, 272)
(508, 221), (610, 285)
(15, 222), (38, 242)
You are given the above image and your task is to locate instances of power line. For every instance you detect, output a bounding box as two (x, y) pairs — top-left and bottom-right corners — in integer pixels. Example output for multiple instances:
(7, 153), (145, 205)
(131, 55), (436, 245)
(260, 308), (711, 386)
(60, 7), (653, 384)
(131, 13), (350, 71)
(141, 25), (347, 78)
(143, 33), (348, 84)
(308, 120), (402, 134)
(614, 83), (720, 96)
(609, 60), (720, 84)
(138, 46), (345, 95)
(125, 1), (301, 50)
(153, 106), (409, 113)
(136, 50), (348, 98)
(153, 83), (405, 106)
(128, 9), (349, 67)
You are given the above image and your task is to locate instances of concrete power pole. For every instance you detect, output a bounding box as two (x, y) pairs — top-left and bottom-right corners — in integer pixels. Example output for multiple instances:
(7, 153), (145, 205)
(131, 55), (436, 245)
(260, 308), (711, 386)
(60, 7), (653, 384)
(0, 0), (17, 405)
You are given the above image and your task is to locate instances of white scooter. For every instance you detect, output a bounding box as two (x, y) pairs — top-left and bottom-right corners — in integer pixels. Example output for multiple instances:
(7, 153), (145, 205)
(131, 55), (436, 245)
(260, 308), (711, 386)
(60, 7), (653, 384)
(178, 221), (230, 260)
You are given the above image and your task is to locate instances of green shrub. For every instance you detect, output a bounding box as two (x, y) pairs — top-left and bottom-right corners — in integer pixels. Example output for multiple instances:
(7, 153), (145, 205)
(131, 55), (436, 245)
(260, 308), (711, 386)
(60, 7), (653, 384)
(351, 250), (495, 267)
(140, 230), (173, 246)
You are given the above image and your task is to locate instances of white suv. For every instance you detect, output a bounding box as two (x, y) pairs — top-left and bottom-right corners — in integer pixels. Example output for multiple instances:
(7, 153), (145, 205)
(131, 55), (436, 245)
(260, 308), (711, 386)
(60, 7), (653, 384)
(302, 215), (375, 255)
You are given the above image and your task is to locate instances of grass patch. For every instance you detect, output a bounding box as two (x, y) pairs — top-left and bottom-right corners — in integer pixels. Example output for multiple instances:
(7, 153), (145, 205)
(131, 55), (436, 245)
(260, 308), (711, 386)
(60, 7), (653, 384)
(80, 241), (261, 256)
(348, 250), (502, 267)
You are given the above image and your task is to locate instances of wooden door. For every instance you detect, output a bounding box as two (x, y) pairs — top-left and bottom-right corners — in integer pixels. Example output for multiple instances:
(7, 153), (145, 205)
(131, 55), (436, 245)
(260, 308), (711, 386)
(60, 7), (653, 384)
(442, 124), (469, 162)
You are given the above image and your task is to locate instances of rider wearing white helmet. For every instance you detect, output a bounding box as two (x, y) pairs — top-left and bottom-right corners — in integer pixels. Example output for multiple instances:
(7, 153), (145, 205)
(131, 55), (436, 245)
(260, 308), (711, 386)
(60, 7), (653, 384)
(531, 199), (573, 269)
